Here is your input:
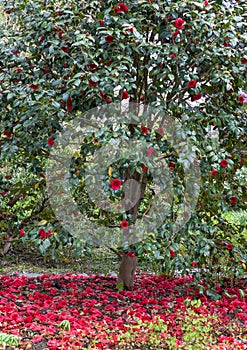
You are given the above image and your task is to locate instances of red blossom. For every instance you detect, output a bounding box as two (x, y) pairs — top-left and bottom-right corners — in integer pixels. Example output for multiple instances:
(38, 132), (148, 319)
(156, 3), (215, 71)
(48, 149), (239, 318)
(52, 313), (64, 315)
(115, 3), (128, 14)
(169, 161), (175, 170)
(237, 95), (245, 104)
(99, 20), (105, 25)
(187, 80), (197, 89)
(3, 130), (12, 138)
(120, 220), (129, 229)
(226, 243), (233, 250)
(230, 196), (237, 204)
(121, 90), (129, 99)
(147, 147), (154, 157)
(47, 138), (54, 147)
(241, 58), (247, 64)
(105, 96), (112, 103)
(19, 229), (25, 237)
(67, 97), (73, 111)
(191, 261), (198, 267)
(39, 35), (45, 41)
(141, 125), (148, 135)
(61, 46), (69, 52)
(142, 167), (148, 172)
(211, 170), (217, 176)
(30, 84), (39, 90)
(220, 159), (228, 168)
(170, 52), (176, 59)
(89, 79), (98, 87)
(172, 30), (180, 39)
(110, 179), (122, 190)
(192, 93), (202, 101)
(169, 250), (175, 258)
(105, 34), (114, 43)
(174, 18), (185, 29)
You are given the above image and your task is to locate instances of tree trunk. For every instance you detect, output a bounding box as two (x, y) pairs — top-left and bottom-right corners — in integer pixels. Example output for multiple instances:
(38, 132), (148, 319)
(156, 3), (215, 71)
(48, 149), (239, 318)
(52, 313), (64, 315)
(117, 168), (147, 290)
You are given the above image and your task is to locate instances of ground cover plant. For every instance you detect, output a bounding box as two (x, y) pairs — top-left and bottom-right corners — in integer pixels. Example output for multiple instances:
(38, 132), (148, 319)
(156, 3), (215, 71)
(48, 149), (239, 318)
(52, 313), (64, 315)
(0, 272), (247, 349)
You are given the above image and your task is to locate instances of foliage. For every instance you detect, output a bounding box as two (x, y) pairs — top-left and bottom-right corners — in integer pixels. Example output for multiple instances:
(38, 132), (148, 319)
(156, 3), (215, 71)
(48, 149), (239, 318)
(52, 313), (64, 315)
(0, 0), (246, 277)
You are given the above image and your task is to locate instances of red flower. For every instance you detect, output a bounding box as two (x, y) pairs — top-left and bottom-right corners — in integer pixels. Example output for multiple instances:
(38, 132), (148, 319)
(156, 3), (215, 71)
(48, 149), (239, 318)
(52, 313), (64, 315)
(105, 96), (112, 103)
(169, 161), (175, 170)
(89, 79), (98, 87)
(142, 167), (148, 173)
(226, 243), (233, 250)
(44, 68), (50, 74)
(99, 20), (105, 25)
(61, 46), (69, 52)
(88, 63), (98, 71)
(147, 147), (154, 157)
(157, 127), (164, 136)
(187, 80), (197, 89)
(47, 138), (54, 147)
(172, 30), (180, 39)
(39, 35), (45, 41)
(126, 252), (135, 257)
(211, 170), (217, 176)
(30, 84), (39, 90)
(237, 95), (245, 104)
(141, 125), (148, 135)
(191, 261), (198, 267)
(220, 159), (228, 168)
(204, 0), (209, 5)
(110, 179), (122, 190)
(230, 196), (237, 204)
(241, 59), (247, 64)
(105, 34), (114, 43)
(67, 97), (73, 111)
(120, 220), (129, 229)
(3, 130), (12, 138)
(169, 249), (175, 258)
(58, 31), (64, 39)
(174, 18), (185, 29)
(170, 52), (176, 59)
(121, 90), (129, 99)
(115, 3), (128, 14)
(19, 229), (25, 237)
(192, 93), (202, 101)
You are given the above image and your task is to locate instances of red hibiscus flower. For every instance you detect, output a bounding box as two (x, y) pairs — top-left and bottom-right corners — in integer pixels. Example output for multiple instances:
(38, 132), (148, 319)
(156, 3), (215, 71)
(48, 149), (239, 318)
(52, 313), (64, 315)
(120, 220), (129, 229)
(115, 3), (128, 14)
(220, 159), (228, 168)
(121, 90), (129, 99)
(141, 125), (148, 135)
(89, 79), (98, 87)
(105, 96), (112, 103)
(110, 179), (122, 190)
(142, 167), (148, 173)
(170, 52), (176, 59)
(211, 170), (217, 176)
(174, 18), (185, 29)
(47, 138), (54, 147)
(230, 196), (237, 204)
(226, 243), (233, 250)
(204, 0), (209, 5)
(192, 93), (202, 101)
(105, 34), (114, 43)
(187, 80), (197, 89)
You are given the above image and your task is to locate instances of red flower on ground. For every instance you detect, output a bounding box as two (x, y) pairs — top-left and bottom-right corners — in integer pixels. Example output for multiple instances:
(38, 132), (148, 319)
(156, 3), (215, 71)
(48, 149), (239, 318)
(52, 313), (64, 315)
(141, 125), (148, 135)
(115, 3), (128, 14)
(192, 93), (202, 101)
(187, 80), (197, 89)
(174, 18), (185, 29)
(230, 196), (237, 204)
(89, 79), (98, 87)
(120, 221), (129, 229)
(211, 170), (217, 176)
(19, 229), (25, 237)
(220, 159), (228, 168)
(121, 90), (129, 99)
(110, 179), (122, 190)
(47, 138), (54, 147)
(105, 34), (114, 43)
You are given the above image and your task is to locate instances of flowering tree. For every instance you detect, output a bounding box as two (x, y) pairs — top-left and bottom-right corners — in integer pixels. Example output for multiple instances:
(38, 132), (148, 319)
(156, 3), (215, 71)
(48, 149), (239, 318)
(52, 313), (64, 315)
(0, 0), (246, 289)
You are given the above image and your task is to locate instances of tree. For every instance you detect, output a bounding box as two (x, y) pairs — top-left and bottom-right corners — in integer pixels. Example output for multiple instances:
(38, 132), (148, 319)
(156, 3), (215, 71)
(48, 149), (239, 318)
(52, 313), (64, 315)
(0, 0), (246, 289)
